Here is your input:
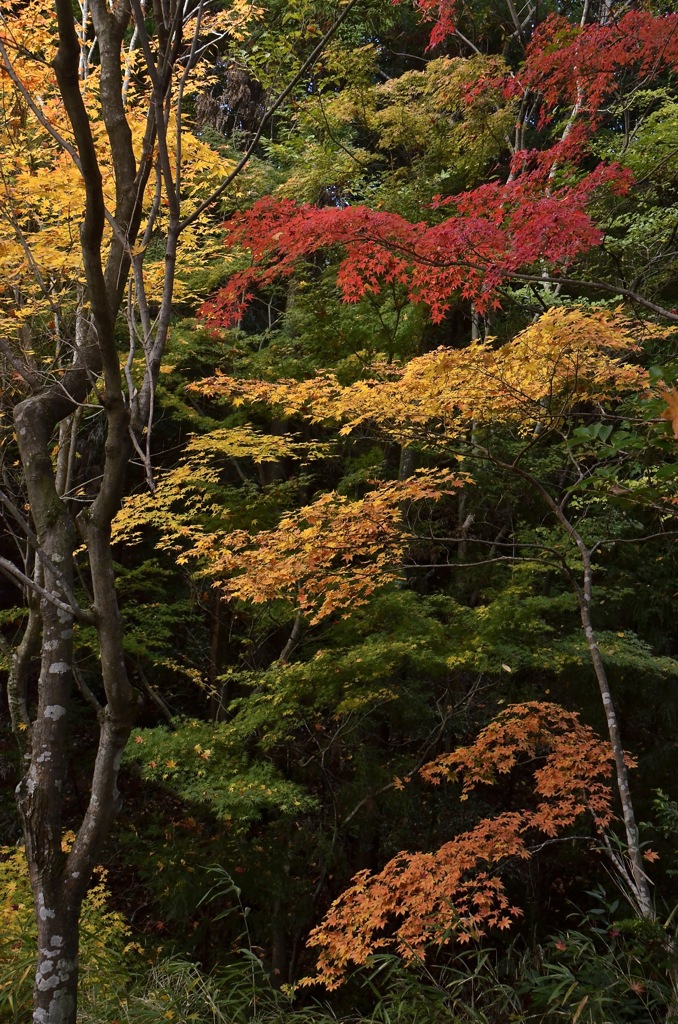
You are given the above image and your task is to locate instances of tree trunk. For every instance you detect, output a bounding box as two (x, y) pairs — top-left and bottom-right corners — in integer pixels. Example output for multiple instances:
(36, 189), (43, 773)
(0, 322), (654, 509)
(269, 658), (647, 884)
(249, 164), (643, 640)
(14, 398), (80, 1024)
(31, 897), (80, 1024)
(576, 556), (653, 919)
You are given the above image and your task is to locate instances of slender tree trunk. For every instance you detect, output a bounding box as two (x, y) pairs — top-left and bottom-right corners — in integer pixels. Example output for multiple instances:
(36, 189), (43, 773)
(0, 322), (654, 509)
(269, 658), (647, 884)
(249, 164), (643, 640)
(494, 457), (653, 918)
(575, 561), (653, 918)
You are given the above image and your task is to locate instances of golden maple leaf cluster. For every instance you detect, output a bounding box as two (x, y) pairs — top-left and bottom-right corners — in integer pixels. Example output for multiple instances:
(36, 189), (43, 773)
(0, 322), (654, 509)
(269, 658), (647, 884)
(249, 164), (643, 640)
(196, 308), (651, 448)
(0, 0), (240, 355)
(115, 307), (672, 631)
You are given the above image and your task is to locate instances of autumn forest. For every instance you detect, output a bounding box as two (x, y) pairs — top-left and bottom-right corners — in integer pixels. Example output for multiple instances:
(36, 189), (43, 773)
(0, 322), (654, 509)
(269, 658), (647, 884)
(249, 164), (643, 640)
(1, 0), (678, 1021)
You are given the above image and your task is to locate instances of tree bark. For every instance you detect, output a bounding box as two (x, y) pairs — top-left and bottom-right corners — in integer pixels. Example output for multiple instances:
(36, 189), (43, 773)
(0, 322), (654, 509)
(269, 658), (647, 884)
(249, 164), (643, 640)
(32, 900), (80, 1024)
(14, 398), (81, 1023)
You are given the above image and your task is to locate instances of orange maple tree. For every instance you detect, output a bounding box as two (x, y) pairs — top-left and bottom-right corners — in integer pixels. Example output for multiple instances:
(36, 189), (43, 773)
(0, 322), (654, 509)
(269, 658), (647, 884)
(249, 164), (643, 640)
(304, 702), (620, 988)
(115, 461), (465, 626)
(192, 470), (464, 624)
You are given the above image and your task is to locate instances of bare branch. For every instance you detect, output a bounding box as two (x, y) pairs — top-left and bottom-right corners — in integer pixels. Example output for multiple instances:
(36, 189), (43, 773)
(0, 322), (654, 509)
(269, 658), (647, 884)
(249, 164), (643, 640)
(0, 555), (88, 620)
(0, 37), (82, 168)
(180, 0), (365, 231)
(0, 489), (94, 622)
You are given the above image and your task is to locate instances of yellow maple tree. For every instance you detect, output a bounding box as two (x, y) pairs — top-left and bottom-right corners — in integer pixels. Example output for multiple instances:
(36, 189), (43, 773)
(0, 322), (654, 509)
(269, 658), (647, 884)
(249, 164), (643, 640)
(195, 307), (652, 447)
(0, 0), (243, 389)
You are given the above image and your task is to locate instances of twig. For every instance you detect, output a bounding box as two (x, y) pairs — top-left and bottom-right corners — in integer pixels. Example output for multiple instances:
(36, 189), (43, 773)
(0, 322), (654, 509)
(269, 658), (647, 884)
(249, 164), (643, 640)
(180, 0), (366, 231)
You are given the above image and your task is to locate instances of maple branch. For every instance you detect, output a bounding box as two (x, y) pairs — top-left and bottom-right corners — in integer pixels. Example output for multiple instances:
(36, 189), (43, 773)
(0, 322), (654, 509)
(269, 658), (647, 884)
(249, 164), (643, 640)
(235, 213), (678, 327)
(124, 2), (187, 438)
(279, 611), (303, 664)
(73, 662), (103, 715)
(128, 0), (180, 223)
(0, 337), (41, 391)
(132, 659), (175, 726)
(510, 273), (678, 323)
(528, 834), (598, 855)
(341, 696), (465, 829)
(317, 90), (370, 172)
(634, 145), (678, 185)
(412, 554), (561, 570)
(0, 199), (61, 316)
(124, 297), (156, 492)
(53, 0), (123, 444)
(88, 0), (135, 194)
(6, 592), (40, 744)
(454, 28), (481, 55)
(412, 244), (678, 324)
(601, 530), (678, 546)
(413, 532), (566, 559)
(180, 0), (365, 231)
(340, 780), (398, 829)
(89, 0), (158, 317)
(598, 830), (643, 905)
(504, 0), (530, 43)
(121, 21), (139, 104)
(175, 0), (205, 206)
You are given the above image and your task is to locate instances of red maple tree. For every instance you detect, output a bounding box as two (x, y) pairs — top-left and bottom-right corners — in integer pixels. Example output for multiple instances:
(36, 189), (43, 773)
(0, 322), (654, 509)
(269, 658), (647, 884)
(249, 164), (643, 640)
(201, 8), (677, 330)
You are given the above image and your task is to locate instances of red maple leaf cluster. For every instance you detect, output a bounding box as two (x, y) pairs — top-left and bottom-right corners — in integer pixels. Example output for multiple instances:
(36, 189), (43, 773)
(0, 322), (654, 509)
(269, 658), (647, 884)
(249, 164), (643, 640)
(201, 161), (628, 328)
(518, 11), (678, 120)
(200, 7), (677, 329)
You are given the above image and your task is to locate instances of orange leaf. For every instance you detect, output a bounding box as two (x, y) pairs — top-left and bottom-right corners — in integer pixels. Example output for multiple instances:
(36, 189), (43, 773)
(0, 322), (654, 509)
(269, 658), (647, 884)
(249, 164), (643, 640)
(660, 388), (678, 438)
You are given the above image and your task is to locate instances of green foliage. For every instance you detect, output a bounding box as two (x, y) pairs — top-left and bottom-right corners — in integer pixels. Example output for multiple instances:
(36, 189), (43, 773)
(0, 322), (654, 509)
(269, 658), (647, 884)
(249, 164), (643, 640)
(125, 719), (317, 826)
(519, 897), (677, 1023)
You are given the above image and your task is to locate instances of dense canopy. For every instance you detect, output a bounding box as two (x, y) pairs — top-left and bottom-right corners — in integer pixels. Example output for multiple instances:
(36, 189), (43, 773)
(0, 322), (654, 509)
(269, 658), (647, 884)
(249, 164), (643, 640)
(1, 1), (678, 1022)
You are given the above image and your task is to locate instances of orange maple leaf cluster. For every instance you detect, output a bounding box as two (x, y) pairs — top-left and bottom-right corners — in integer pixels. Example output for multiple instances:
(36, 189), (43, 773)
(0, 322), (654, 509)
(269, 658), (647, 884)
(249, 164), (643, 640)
(660, 389), (678, 440)
(304, 702), (616, 988)
(192, 470), (464, 624)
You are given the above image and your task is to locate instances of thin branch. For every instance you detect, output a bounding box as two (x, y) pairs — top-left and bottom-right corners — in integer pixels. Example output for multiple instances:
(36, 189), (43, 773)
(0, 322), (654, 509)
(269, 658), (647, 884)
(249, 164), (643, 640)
(73, 662), (103, 714)
(175, 0), (205, 206)
(180, 0), (365, 231)
(454, 28), (481, 55)
(0, 37), (82, 168)
(341, 696), (461, 829)
(0, 556), (91, 621)
(279, 611), (303, 664)
(0, 489), (95, 621)
(0, 337), (41, 390)
(134, 660), (175, 726)
(510, 272), (678, 323)
(410, 554), (562, 570)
